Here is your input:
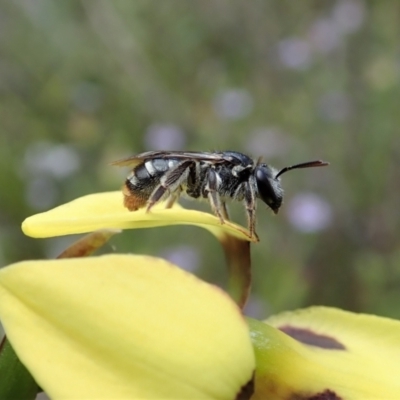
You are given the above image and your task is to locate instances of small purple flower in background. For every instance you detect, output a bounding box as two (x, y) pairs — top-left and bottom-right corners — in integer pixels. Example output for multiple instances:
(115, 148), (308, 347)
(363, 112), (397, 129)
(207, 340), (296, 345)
(23, 142), (81, 210)
(332, 0), (365, 34)
(213, 88), (253, 120)
(286, 193), (333, 233)
(160, 245), (200, 273)
(277, 38), (312, 70)
(245, 127), (291, 158)
(24, 142), (81, 179)
(308, 18), (341, 54)
(144, 123), (186, 150)
(243, 295), (269, 320)
(308, 1), (365, 55)
(25, 177), (58, 210)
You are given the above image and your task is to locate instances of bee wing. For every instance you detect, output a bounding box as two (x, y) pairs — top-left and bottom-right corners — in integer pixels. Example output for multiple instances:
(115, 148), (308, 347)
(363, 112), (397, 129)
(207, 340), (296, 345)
(165, 151), (227, 162)
(173, 151), (249, 165)
(111, 151), (227, 167)
(110, 151), (169, 167)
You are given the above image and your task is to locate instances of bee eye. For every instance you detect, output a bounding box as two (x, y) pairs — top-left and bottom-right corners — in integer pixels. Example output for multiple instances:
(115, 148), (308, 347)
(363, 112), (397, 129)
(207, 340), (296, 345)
(255, 166), (283, 212)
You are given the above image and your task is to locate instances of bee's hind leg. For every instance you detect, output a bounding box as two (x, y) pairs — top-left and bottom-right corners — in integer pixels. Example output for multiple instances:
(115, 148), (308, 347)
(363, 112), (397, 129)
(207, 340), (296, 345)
(146, 160), (193, 212)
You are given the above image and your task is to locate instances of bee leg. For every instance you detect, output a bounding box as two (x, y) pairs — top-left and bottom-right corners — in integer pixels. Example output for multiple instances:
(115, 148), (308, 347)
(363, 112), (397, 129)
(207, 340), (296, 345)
(164, 196), (176, 209)
(207, 191), (225, 224)
(220, 201), (230, 221)
(146, 161), (193, 212)
(206, 169), (225, 224)
(165, 189), (181, 209)
(243, 179), (257, 238)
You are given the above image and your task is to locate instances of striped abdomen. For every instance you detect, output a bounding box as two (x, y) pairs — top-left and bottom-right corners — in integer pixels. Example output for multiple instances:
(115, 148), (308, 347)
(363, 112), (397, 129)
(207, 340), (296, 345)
(122, 158), (179, 210)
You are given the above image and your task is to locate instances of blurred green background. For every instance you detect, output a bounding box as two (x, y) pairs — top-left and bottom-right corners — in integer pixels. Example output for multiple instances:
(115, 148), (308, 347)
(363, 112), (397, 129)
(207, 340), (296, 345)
(1, 0), (399, 318)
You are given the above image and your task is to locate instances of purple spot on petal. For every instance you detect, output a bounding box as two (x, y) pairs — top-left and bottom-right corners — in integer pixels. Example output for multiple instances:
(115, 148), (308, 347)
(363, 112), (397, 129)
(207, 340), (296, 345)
(279, 325), (346, 350)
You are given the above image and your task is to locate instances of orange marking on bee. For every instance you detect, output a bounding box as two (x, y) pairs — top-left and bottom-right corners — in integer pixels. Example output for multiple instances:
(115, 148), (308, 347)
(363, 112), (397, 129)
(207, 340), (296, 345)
(122, 184), (147, 211)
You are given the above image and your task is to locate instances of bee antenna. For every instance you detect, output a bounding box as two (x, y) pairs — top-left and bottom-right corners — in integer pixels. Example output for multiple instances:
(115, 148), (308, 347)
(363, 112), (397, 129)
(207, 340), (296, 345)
(275, 160), (329, 179)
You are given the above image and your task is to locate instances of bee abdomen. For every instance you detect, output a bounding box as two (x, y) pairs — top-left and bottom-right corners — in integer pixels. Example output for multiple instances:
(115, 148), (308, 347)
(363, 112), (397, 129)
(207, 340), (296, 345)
(122, 181), (148, 211)
(122, 159), (180, 211)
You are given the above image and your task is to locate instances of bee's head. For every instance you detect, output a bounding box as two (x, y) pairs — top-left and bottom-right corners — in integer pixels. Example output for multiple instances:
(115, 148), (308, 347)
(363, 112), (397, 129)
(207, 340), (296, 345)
(255, 160), (329, 214)
(255, 164), (283, 213)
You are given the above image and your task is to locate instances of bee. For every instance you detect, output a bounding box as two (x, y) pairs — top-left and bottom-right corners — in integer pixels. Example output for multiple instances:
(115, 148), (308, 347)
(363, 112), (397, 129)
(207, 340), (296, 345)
(112, 151), (328, 238)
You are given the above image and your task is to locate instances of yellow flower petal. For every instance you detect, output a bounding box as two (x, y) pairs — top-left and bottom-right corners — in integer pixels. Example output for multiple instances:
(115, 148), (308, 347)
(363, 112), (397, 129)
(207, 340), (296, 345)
(249, 307), (400, 400)
(0, 254), (255, 400)
(22, 191), (256, 242)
